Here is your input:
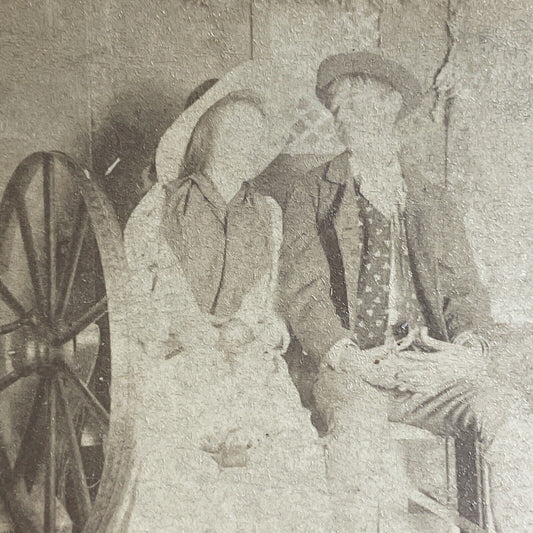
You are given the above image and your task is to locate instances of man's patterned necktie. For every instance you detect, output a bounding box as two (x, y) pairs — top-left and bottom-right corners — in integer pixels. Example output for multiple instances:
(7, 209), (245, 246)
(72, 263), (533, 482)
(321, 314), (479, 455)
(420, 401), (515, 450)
(353, 195), (392, 349)
(352, 192), (424, 349)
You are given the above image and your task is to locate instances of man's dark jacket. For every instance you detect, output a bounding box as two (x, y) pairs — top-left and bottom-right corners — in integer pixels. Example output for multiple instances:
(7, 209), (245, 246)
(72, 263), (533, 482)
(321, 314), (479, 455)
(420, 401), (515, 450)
(278, 151), (492, 367)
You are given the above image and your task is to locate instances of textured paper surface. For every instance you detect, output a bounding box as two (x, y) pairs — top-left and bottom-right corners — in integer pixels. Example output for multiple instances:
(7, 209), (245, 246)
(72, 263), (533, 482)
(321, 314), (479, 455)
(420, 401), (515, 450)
(0, 1), (532, 532)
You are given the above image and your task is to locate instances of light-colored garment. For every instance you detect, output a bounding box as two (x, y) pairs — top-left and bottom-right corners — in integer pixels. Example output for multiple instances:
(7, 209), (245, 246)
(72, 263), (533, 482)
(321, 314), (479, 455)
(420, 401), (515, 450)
(89, 181), (331, 533)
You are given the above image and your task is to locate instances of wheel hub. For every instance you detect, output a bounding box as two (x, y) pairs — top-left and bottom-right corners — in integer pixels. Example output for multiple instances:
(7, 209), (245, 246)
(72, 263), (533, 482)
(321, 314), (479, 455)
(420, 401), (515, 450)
(7, 323), (70, 378)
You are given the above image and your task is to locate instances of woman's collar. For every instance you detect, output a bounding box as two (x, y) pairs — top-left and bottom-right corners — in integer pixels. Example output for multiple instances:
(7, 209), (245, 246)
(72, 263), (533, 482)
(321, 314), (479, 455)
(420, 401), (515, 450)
(169, 172), (255, 224)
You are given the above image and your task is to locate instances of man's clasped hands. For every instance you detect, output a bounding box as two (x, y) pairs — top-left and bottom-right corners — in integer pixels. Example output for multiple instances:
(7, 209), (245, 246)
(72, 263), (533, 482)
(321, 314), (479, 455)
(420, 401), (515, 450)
(324, 326), (489, 396)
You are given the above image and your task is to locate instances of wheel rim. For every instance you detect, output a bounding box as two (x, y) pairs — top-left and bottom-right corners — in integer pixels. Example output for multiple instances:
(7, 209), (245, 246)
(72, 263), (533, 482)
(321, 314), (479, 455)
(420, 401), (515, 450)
(0, 152), (111, 533)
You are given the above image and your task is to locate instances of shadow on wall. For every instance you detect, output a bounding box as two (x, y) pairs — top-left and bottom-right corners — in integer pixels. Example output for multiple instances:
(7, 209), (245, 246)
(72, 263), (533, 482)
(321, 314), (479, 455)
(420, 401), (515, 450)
(92, 81), (188, 227)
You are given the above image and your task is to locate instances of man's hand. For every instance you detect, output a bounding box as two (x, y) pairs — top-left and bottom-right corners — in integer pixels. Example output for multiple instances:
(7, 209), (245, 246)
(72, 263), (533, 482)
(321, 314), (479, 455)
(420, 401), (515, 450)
(324, 327), (488, 396)
(324, 338), (421, 393)
(392, 328), (489, 395)
(361, 344), (425, 393)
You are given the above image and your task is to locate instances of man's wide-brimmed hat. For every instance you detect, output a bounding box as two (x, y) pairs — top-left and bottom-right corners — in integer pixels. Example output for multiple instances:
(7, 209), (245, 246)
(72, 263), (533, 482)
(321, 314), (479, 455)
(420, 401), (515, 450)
(316, 51), (423, 119)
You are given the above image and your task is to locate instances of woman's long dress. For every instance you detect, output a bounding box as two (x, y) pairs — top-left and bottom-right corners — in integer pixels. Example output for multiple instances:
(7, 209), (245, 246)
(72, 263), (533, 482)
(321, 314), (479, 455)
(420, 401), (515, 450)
(85, 178), (331, 533)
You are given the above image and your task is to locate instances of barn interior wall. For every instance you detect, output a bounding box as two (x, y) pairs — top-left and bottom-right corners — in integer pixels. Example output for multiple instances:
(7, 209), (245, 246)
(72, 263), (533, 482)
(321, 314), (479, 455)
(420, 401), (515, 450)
(446, 0), (533, 325)
(1, 0), (251, 225)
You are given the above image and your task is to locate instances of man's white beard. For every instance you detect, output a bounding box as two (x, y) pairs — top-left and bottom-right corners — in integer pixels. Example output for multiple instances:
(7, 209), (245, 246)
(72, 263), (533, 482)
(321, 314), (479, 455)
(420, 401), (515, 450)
(347, 131), (406, 219)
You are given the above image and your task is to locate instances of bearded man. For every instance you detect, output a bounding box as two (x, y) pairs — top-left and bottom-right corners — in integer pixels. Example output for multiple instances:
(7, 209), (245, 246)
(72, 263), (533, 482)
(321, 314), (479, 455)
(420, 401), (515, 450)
(279, 52), (533, 533)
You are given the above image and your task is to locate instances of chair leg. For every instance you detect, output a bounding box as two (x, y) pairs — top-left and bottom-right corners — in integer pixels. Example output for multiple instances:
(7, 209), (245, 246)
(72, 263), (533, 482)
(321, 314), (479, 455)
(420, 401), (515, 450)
(455, 436), (486, 532)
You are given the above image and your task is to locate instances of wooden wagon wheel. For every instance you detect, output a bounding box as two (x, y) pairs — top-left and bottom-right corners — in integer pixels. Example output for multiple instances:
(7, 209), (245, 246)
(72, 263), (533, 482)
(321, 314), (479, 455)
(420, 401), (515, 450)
(0, 152), (119, 533)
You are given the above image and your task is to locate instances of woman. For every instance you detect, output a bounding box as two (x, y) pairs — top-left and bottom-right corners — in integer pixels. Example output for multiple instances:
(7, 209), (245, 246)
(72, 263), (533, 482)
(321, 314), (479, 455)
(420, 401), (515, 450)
(105, 90), (331, 532)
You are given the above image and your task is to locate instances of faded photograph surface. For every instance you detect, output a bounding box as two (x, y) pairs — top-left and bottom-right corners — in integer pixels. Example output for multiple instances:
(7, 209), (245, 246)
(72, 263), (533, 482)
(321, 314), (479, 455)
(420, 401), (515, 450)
(0, 1), (532, 532)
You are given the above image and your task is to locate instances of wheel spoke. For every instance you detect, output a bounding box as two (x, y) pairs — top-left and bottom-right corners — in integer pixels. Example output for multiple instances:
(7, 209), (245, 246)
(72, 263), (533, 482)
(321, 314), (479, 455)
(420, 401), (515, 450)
(59, 362), (109, 432)
(56, 202), (89, 320)
(13, 378), (47, 486)
(0, 278), (27, 319)
(0, 369), (24, 393)
(55, 378), (92, 524)
(0, 314), (34, 335)
(14, 195), (45, 316)
(55, 297), (107, 346)
(43, 153), (57, 321)
(43, 377), (57, 533)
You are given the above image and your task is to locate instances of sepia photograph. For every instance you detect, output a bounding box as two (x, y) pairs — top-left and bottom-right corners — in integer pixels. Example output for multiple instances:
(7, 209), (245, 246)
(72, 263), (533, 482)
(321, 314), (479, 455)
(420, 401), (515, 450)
(0, 1), (532, 531)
